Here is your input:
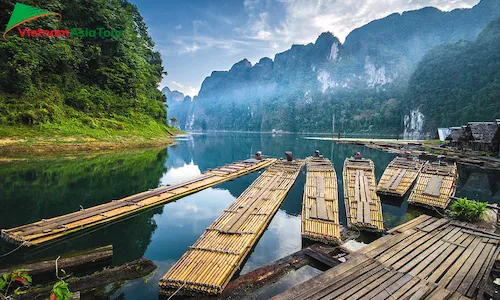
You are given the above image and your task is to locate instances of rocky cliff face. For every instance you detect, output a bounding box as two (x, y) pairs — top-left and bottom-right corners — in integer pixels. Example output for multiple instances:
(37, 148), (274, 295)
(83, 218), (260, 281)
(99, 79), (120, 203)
(170, 0), (500, 135)
(162, 87), (192, 128)
(162, 87), (185, 103)
(404, 17), (500, 132)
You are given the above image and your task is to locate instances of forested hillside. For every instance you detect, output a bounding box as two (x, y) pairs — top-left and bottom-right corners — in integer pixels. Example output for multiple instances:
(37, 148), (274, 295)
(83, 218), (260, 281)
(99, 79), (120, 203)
(405, 18), (500, 131)
(167, 0), (500, 136)
(0, 0), (168, 138)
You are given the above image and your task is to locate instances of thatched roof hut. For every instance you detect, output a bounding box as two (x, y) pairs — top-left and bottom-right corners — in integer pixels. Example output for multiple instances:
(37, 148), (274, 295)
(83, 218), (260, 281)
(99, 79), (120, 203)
(464, 122), (500, 152)
(446, 126), (465, 142)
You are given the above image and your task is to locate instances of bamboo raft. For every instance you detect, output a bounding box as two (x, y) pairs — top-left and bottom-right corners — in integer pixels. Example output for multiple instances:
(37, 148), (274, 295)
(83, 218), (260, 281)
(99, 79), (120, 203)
(377, 156), (426, 197)
(301, 157), (341, 244)
(408, 162), (457, 209)
(273, 215), (500, 299)
(343, 157), (384, 232)
(1, 158), (276, 247)
(159, 159), (304, 295)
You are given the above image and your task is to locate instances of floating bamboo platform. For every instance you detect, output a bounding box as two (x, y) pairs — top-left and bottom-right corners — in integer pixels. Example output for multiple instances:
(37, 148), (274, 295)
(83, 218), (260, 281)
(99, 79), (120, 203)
(1, 158), (276, 247)
(343, 157), (384, 232)
(159, 159), (304, 296)
(408, 162), (457, 209)
(377, 156), (426, 197)
(273, 215), (500, 299)
(301, 157), (341, 244)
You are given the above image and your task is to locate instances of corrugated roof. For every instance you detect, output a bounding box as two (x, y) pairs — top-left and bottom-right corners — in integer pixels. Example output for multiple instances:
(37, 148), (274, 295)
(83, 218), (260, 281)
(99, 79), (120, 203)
(437, 128), (450, 141)
(468, 121), (497, 125)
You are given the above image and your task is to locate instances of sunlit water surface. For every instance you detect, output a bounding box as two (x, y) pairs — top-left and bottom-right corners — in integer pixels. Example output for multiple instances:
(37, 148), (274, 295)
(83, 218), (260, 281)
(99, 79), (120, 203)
(0, 132), (499, 299)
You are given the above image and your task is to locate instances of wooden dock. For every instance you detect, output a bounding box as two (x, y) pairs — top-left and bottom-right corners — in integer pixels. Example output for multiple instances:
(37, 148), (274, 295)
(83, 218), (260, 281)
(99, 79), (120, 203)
(302, 157), (341, 244)
(408, 162), (457, 209)
(158, 159), (304, 296)
(377, 156), (425, 197)
(343, 157), (384, 232)
(273, 215), (500, 299)
(1, 158), (276, 247)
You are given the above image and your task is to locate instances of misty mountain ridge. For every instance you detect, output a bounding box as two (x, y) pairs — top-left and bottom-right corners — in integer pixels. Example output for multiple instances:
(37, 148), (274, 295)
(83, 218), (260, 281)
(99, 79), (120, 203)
(165, 0), (500, 135)
(162, 86), (191, 127)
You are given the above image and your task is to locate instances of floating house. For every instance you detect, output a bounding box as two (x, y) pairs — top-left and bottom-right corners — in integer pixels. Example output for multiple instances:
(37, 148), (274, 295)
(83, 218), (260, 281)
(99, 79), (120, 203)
(464, 121), (500, 152)
(446, 126), (466, 148)
(446, 120), (500, 153)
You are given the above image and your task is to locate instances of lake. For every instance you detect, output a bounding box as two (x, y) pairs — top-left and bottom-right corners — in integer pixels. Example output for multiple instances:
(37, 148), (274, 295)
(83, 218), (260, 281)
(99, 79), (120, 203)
(1, 132), (499, 299)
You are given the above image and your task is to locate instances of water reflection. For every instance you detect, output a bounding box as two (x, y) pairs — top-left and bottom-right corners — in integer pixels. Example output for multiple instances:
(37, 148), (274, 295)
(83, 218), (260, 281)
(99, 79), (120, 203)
(0, 149), (168, 265)
(159, 160), (201, 184)
(0, 132), (499, 299)
(457, 166), (500, 203)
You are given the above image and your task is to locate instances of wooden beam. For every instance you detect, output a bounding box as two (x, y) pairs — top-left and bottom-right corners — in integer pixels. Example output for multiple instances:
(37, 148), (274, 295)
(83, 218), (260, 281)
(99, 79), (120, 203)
(17, 258), (156, 300)
(0, 245), (112, 282)
(423, 175), (443, 197)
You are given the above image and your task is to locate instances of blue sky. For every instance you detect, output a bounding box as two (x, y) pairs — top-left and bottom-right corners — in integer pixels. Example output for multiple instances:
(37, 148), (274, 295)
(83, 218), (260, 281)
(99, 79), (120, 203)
(130, 0), (480, 97)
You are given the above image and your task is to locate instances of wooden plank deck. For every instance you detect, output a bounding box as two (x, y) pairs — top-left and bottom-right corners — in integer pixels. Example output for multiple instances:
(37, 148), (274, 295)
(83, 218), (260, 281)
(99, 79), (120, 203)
(273, 216), (499, 300)
(302, 157), (341, 244)
(1, 158), (276, 247)
(343, 157), (384, 232)
(158, 159), (304, 296)
(408, 162), (457, 209)
(377, 156), (425, 197)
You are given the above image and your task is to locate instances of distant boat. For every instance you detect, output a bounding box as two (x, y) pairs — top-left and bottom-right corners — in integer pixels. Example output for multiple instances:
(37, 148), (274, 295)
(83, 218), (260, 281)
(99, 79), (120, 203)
(408, 161), (457, 209)
(377, 156), (426, 197)
(343, 155), (384, 232)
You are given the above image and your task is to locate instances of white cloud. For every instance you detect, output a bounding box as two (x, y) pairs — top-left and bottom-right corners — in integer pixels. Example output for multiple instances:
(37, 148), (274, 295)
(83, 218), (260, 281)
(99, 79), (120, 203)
(270, 42), (279, 49)
(180, 42), (201, 54)
(199, 9), (233, 25)
(175, 24), (182, 30)
(175, 35), (251, 56)
(240, 0), (479, 49)
(157, 0), (480, 99)
(171, 80), (199, 97)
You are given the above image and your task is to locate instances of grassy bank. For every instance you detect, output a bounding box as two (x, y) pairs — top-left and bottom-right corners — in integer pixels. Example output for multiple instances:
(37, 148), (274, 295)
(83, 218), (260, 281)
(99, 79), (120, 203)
(0, 119), (182, 157)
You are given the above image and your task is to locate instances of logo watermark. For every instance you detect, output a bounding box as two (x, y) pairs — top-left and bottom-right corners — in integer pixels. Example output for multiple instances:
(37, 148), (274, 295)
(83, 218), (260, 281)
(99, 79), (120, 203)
(3, 3), (123, 40)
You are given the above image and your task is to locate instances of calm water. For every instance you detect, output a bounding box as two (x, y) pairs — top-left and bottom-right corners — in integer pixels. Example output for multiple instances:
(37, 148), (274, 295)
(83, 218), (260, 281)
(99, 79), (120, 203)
(0, 132), (499, 299)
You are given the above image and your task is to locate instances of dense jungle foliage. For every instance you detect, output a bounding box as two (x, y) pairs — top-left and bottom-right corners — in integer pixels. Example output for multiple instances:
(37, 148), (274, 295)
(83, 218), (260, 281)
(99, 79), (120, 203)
(0, 0), (169, 138)
(405, 18), (500, 131)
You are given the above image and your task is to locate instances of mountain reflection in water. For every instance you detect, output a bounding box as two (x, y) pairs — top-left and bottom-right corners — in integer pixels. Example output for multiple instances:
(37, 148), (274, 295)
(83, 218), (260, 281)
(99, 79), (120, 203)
(0, 132), (499, 299)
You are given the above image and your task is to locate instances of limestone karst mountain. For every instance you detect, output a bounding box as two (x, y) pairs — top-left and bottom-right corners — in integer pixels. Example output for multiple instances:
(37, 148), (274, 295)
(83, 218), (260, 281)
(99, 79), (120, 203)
(168, 0), (500, 135)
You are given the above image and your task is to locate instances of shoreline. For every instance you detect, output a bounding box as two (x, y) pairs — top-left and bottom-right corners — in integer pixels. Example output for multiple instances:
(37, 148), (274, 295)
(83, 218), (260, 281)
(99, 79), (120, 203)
(302, 137), (422, 143)
(334, 138), (500, 170)
(0, 134), (178, 160)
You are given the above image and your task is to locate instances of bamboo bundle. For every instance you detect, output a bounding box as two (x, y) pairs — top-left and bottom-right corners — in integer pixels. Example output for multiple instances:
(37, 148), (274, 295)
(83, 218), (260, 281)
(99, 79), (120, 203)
(343, 157), (384, 232)
(376, 156), (426, 197)
(408, 162), (457, 209)
(301, 157), (340, 244)
(159, 159), (304, 296)
(1, 158), (276, 247)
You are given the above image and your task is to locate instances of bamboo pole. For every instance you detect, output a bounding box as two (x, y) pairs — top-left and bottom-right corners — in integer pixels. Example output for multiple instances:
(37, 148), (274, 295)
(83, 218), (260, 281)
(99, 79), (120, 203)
(2, 158), (277, 247)
(408, 162), (457, 209)
(301, 157), (341, 244)
(159, 159), (304, 296)
(343, 157), (384, 232)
